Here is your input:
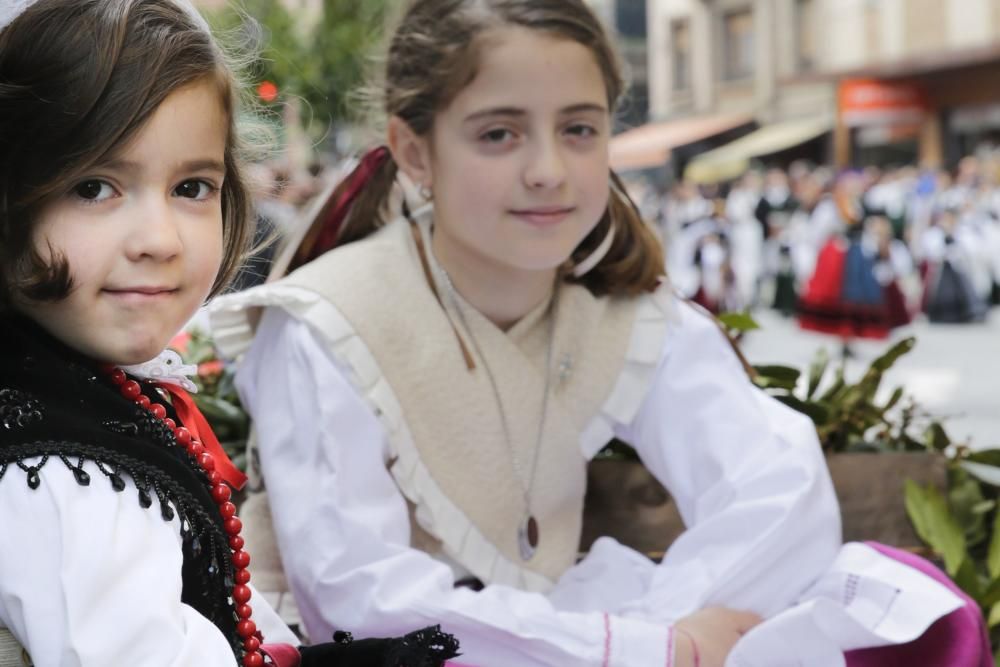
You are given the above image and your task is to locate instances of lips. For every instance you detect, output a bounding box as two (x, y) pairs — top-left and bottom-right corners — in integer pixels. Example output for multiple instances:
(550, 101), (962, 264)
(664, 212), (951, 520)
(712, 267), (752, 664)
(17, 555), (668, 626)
(104, 286), (177, 295)
(509, 206), (576, 226)
(102, 286), (179, 303)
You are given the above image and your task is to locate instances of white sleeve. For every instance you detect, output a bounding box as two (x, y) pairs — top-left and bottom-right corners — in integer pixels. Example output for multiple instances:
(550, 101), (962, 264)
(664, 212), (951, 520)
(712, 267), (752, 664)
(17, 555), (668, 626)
(0, 460), (241, 666)
(616, 300), (842, 622)
(237, 308), (672, 667)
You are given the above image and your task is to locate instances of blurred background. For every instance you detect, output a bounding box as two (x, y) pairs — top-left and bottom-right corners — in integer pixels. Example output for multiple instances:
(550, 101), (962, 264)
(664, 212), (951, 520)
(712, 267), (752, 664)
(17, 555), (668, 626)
(190, 0), (1000, 448)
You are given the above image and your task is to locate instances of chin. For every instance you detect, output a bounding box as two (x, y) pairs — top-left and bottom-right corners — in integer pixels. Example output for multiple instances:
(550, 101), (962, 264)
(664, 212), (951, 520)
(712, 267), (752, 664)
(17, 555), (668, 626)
(113, 334), (171, 366)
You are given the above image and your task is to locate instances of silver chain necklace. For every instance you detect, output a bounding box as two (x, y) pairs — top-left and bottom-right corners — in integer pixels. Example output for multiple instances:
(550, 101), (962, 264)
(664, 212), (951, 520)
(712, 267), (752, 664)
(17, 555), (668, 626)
(438, 269), (557, 561)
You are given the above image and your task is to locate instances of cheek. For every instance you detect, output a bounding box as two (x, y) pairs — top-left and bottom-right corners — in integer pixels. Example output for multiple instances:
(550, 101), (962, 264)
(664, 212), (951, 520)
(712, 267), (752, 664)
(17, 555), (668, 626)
(189, 217), (225, 287)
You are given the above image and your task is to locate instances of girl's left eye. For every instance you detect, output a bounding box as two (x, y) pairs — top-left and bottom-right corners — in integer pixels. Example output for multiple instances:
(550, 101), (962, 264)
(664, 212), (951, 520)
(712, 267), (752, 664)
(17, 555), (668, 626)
(565, 124), (598, 138)
(480, 128), (515, 144)
(174, 180), (217, 200)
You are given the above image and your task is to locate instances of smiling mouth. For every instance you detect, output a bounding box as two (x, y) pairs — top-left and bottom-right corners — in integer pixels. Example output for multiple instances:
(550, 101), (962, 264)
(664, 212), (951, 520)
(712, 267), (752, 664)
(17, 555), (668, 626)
(509, 207), (576, 225)
(103, 287), (179, 299)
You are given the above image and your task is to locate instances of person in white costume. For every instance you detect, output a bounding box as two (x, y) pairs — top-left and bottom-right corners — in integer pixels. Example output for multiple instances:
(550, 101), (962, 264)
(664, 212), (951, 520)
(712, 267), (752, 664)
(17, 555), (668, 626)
(212, 1), (970, 666)
(0, 1), (458, 666)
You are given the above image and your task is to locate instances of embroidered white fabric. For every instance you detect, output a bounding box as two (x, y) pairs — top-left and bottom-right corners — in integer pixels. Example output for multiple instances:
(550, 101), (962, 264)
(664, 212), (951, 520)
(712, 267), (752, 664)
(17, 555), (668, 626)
(121, 349), (199, 393)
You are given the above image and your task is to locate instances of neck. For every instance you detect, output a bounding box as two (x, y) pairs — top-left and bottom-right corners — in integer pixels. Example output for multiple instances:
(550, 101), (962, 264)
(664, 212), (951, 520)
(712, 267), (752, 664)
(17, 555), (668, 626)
(432, 232), (555, 331)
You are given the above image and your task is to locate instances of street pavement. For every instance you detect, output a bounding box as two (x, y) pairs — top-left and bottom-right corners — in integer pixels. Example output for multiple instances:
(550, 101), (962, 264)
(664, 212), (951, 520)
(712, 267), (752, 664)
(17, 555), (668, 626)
(740, 308), (1000, 449)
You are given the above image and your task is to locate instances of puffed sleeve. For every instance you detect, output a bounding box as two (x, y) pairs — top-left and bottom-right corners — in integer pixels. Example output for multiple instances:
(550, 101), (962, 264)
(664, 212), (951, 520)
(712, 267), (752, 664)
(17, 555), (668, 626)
(0, 459), (249, 666)
(616, 299), (842, 622)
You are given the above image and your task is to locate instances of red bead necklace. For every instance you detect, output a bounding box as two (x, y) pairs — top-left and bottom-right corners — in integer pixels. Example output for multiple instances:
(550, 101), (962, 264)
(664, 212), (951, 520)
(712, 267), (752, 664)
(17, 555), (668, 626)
(101, 365), (265, 667)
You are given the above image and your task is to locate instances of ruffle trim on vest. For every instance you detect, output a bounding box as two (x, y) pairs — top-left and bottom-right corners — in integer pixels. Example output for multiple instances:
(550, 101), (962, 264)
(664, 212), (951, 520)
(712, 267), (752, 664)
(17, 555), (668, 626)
(578, 285), (678, 460)
(210, 282), (677, 592)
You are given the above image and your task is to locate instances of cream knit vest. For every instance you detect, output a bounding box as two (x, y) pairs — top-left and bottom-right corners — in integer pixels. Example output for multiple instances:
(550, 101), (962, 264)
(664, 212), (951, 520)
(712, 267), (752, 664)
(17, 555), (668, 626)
(212, 204), (677, 592)
(280, 214), (638, 586)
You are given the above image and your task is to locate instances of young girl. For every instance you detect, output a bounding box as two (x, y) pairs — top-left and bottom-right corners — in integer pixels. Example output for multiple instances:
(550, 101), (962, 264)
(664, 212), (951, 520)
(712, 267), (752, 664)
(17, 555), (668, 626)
(213, 1), (974, 665)
(0, 1), (458, 665)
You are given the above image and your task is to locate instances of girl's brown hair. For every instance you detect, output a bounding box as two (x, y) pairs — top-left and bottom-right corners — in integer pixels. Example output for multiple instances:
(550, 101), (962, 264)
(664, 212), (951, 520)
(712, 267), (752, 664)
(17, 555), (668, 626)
(302, 0), (664, 297)
(0, 0), (255, 308)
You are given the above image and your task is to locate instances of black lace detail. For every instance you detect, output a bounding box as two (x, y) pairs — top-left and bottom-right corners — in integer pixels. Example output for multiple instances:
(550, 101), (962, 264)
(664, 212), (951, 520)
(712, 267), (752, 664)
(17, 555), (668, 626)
(301, 625), (460, 667)
(0, 439), (241, 660)
(102, 397), (177, 451)
(0, 388), (44, 430)
(388, 625), (461, 667)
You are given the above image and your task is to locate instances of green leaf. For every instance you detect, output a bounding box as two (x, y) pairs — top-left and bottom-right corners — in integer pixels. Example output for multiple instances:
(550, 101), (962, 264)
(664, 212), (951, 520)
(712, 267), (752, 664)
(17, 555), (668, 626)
(979, 576), (1000, 608)
(974, 500), (997, 515)
(716, 311), (760, 333)
(989, 600), (1000, 628)
(752, 365), (801, 382)
(949, 468), (988, 546)
(988, 508), (1000, 580)
(969, 450), (1000, 467)
(924, 422), (951, 452)
(868, 336), (916, 372)
(882, 386), (904, 412)
(819, 365), (846, 402)
(962, 461), (1000, 488)
(753, 375), (799, 391)
(772, 395), (830, 425)
(904, 479), (968, 577)
(806, 348), (829, 399)
(954, 556), (982, 600)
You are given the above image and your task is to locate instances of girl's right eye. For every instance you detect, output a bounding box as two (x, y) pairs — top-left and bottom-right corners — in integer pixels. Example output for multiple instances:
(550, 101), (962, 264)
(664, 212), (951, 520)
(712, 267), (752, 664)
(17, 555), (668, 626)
(72, 180), (117, 203)
(480, 128), (514, 144)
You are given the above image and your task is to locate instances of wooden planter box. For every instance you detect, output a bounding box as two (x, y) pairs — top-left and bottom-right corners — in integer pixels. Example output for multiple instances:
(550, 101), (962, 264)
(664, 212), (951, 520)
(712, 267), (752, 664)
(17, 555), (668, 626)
(580, 452), (948, 556)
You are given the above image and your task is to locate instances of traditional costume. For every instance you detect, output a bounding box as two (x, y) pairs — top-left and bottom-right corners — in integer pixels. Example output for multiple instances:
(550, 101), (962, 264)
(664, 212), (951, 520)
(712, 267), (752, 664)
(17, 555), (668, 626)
(796, 187), (911, 340)
(210, 203), (973, 666)
(921, 226), (988, 324)
(0, 315), (458, 667)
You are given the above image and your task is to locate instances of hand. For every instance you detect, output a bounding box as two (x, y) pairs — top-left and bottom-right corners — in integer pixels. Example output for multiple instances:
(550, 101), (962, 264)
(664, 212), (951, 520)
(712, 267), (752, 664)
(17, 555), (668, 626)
(674, 607), (762, 667)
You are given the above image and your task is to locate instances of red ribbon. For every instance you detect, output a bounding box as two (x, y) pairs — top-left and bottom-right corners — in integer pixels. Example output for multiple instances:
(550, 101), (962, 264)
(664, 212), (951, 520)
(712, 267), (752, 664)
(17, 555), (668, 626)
(158, 382), (248, 491)
(289, 145), (391, 274)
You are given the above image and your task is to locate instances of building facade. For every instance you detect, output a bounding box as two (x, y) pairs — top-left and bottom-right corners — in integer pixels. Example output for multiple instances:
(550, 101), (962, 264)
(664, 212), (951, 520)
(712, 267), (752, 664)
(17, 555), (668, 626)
(645, 0), (1000, 173)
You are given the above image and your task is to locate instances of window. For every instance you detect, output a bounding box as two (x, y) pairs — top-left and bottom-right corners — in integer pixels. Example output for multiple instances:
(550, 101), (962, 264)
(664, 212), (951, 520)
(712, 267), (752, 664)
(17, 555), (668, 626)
(721, 7), (754, 80)
(671, 19), (691, 91)
(795, 0), (816, 71)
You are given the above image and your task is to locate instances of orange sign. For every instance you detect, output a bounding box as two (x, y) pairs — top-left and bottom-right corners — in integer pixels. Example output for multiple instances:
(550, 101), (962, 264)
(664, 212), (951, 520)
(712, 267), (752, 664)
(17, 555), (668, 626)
(839, 79), (928, 126)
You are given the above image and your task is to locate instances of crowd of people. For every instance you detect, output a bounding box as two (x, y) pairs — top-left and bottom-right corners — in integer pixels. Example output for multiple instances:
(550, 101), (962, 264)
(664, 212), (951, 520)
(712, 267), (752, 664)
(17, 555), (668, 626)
(630, 154), (1000, 339)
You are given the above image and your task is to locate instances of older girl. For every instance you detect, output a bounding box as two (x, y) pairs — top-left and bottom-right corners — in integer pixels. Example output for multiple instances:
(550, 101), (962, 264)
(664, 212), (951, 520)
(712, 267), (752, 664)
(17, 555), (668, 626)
(215, 1), (966, 665)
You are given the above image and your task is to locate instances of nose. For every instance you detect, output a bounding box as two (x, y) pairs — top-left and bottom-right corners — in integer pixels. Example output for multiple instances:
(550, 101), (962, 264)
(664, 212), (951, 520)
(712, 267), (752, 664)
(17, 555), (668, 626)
(522, 137), (567, 190)
(124, 194), (183, 262)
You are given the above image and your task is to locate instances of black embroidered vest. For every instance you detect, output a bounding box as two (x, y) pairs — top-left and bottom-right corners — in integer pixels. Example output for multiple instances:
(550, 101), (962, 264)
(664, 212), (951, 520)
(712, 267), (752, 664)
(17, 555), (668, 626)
(0, 315), (241, 659)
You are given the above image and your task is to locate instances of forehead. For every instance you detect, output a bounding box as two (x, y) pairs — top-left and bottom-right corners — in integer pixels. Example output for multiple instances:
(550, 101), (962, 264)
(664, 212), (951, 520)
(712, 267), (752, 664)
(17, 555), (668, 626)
(110, 79), (227, 165)
(445, 26), (608, 118)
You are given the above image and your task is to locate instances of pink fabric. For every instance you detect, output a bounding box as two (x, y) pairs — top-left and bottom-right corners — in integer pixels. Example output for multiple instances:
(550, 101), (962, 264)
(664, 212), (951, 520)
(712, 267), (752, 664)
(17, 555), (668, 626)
(844, 542), (991, 667)
(260, 643), (301, 667)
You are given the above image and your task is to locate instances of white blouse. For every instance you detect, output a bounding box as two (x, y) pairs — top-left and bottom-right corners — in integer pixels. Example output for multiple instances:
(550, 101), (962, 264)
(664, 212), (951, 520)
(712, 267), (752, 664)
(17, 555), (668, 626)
(0, 456), (297, 665)
(235, 297), (962, 667)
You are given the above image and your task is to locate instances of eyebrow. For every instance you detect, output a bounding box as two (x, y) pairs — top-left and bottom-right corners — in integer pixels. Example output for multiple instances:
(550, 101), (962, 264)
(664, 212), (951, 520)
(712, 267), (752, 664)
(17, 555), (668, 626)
(463, 102), (608, 123)
(101, 158), (227, 174)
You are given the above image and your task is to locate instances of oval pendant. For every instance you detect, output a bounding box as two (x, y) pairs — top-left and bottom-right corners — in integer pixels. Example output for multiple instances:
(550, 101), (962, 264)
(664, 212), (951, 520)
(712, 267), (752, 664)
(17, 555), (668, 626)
(518, 515), (539, 561)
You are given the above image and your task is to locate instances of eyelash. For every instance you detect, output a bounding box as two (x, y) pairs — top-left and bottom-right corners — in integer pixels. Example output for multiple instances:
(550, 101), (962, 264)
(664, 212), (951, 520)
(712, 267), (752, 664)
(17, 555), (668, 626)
(477, 124), (600, 145)
(565, 124), (599, 138)
(70, 178), (220, 205)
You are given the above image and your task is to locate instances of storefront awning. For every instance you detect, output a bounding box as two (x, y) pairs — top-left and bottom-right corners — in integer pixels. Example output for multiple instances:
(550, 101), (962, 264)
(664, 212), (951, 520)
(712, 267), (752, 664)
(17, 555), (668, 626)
(684, 115), (833, 184)
(609, 113), (753, 172)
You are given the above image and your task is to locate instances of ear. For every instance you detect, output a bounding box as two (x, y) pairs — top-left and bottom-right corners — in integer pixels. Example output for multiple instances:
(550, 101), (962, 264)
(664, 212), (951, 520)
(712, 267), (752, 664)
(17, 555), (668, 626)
(387, 115), (433, 191)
